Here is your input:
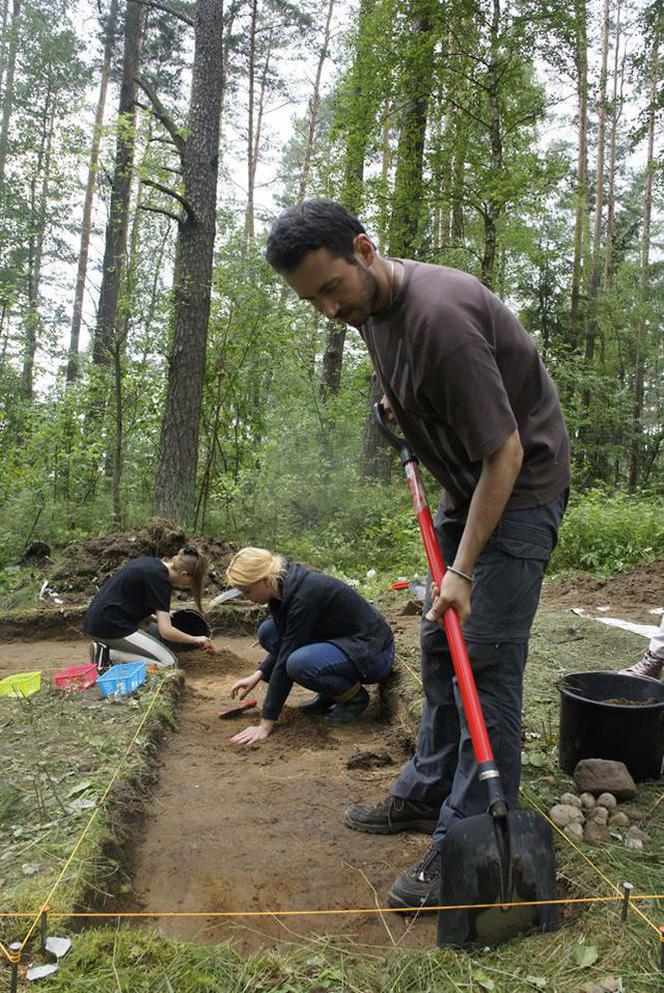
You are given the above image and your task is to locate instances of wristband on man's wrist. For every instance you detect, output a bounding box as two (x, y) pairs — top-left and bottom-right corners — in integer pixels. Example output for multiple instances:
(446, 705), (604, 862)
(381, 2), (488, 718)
(447, 565), (473, 583)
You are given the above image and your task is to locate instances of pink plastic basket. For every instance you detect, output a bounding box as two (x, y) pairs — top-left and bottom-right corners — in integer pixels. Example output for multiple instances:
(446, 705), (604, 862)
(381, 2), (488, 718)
(53, 663), (97, 691)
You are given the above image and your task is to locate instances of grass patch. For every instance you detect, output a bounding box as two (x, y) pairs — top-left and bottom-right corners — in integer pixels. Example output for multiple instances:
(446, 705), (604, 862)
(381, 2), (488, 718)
(20, 911), (664, 992)
(0, 671), (179, 922)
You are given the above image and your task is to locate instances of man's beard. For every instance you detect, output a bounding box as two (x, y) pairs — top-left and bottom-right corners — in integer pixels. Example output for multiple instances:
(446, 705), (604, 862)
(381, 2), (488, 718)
(338, 265), (379, 328)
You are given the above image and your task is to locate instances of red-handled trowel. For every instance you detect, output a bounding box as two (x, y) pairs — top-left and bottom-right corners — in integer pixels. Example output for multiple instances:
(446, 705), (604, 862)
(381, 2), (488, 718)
(218, 699), (258, 719)
(374, 403), (558, 946)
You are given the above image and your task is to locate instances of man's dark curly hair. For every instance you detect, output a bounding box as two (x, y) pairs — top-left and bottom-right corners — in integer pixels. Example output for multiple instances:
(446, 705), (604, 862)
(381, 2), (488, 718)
(265, 198), (367, 272)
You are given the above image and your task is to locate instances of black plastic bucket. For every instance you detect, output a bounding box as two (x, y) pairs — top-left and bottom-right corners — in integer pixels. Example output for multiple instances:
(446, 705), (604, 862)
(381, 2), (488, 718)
(171, 608), (211, 637)
(558, 670), (664, 781)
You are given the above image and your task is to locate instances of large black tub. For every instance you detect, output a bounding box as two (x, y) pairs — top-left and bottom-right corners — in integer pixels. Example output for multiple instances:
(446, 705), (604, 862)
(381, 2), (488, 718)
(558, 670), (664, 781)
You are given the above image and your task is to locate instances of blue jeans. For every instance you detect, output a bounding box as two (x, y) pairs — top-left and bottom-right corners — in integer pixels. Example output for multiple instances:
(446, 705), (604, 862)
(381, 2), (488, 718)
(258, 620), (394, 698)
(392, 491), (567, 848)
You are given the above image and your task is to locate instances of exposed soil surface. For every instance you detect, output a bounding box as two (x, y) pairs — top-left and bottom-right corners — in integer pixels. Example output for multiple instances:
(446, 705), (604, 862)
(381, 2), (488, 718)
(0, 635), (433, 950)
(46, 517), (236, 602)
(600, 697), (661, 707)
(541, 560), (664, 624)
(128, 639), (436, 952)
(0, 637), (88, 678)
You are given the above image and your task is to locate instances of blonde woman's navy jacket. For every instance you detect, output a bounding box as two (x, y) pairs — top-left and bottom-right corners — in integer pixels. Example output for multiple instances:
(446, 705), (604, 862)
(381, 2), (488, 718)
(258, 562), (393, 720)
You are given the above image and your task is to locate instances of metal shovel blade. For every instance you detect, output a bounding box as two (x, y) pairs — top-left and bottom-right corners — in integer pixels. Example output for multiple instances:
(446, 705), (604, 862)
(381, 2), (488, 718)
(208, 587), (242, 607)
(437, 809), (559, 946)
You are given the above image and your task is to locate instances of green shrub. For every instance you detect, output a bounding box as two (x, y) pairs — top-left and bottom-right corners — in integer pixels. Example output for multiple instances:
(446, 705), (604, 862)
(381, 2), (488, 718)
(551, 489), (664, 575)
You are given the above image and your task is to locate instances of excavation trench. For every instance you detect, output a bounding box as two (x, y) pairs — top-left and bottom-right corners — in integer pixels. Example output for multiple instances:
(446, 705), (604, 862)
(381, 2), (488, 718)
(0, 625), (435, 951)
(127, 636), (436, 951)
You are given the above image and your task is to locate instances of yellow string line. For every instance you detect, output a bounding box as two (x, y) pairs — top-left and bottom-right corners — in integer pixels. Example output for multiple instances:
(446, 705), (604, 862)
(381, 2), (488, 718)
(0, 683), (164, 965)
(0, 893), (663, 919)
(402, 656), (663, 937)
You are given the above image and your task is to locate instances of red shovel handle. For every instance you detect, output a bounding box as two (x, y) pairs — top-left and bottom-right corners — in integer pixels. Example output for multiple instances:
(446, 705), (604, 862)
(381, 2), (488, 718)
(374, 403), (507, 816)
(404, 462), (494, 764)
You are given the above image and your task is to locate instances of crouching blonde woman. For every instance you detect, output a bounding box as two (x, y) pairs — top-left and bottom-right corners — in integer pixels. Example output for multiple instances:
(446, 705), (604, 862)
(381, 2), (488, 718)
(227, 547), (394, 746)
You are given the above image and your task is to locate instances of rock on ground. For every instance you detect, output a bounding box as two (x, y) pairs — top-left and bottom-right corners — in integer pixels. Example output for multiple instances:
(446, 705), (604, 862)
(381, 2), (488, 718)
(583, 821), (610, 844)
(589, 806), (608, 825)
(550, 803), (585, 828)
(573, 759), (637, 800)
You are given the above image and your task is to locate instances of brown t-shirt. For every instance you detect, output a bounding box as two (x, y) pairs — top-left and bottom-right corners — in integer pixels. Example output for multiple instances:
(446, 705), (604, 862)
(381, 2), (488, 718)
(361, 260), (570, 516)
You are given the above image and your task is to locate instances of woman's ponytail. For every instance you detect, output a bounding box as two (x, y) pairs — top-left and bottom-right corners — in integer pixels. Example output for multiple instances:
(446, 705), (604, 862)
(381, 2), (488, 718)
(172, 546), (209, 612)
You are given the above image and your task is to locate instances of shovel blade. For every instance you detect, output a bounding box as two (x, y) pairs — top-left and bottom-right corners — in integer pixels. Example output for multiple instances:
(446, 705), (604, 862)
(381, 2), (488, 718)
(437, 809), (559, 947)
(208, 587), (243, 607)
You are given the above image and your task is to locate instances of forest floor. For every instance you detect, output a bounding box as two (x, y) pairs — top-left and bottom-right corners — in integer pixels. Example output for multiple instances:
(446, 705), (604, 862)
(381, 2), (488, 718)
(0, 561), (662, 990)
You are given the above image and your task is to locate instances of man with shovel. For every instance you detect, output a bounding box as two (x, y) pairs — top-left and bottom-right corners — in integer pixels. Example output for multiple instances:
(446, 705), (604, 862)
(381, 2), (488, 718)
(266, 198), (570, 911)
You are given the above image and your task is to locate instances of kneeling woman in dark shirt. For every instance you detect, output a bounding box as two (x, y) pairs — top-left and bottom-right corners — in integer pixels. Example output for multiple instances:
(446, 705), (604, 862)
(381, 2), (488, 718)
(83, 546), (213, 667)
(227, 547), (394, 746)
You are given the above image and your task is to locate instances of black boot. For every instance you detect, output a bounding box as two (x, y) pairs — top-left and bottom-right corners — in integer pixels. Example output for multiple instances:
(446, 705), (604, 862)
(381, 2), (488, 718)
(387, 845), (442, 910)
(325, 686), (370, 725)
(345, 795), (440, 834)
(298, 693), (335, 715)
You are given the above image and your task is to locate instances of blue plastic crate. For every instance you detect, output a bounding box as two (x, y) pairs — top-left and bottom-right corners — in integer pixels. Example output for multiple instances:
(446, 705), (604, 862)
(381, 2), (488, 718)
(97, 662), (147, 699)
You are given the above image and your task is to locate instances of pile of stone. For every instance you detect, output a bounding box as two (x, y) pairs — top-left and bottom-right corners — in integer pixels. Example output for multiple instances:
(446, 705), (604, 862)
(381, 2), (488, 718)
(548, 758), (649, 849)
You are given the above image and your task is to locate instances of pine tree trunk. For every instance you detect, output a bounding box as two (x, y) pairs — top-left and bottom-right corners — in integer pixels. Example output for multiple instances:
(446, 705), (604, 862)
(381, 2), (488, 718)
(386, 0), (435, 258)
(603, 0), (622, 290)
(577, 0), (610, 476)
(0, 0), (11, 104)
(66, 0), (119, 383)
(243, 0), (258, 244)
(298, 0), (334, 201)
(586, 0), (609, 356)
(480, 0), (503, 289)
(93, 0), (145, 365)
(153, 0), (224, 524)
(22, 72), (55, 398)
(0, 0), (20, 191)
(628, 38), (658, 490)
(111, 341), (124, 523)
(570, 0), (588, 349)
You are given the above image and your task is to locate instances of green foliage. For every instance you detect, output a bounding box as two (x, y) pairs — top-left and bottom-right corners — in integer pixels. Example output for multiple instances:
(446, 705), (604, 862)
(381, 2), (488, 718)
(551, 489), (664, 575)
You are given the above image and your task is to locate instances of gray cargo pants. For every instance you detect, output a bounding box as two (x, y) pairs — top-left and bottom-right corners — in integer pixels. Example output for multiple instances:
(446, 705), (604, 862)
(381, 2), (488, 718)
(392, 490), (567, 849)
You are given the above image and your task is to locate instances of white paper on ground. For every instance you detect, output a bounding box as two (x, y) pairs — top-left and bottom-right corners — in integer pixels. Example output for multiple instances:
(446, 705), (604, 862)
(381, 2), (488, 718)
(570, 607), (660, 639)
(45, 936), (71, 959)
(27, 963), (59, 981)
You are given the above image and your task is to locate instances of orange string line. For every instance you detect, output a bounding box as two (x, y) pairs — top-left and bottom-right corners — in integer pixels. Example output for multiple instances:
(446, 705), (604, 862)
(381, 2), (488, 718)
(1, 892), (664, 920)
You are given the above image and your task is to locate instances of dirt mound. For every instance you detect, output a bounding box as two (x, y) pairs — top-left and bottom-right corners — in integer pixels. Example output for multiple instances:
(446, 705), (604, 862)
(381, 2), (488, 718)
(543, 560), (664, 621)
(49, 518), (235, 601)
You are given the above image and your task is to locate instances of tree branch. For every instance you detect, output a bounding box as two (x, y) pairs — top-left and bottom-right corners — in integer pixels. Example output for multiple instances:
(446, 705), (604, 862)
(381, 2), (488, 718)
(139, 203), (182, 224)
(128, 0), (194, 27)
(143, 178), (194, 219)
(135, 75), (185, 156)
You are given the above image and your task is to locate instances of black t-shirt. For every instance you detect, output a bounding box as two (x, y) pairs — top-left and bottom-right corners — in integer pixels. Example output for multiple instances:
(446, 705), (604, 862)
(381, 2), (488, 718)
(83, 557), (173, 639)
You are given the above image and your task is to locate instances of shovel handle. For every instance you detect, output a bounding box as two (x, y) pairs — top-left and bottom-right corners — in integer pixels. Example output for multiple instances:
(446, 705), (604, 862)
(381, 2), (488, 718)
(375, 403), (507, 816)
